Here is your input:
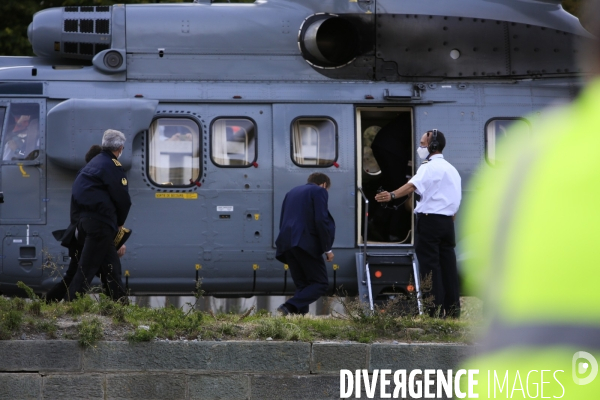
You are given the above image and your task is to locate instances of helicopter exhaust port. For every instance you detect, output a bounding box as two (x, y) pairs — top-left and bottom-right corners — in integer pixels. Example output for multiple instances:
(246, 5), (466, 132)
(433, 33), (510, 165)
(299, 14), (359, 69)
(28, 5), (122, 65)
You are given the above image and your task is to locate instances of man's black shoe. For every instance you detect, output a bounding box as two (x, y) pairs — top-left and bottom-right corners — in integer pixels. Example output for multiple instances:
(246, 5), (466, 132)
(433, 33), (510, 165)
(277, 304), (291, 316)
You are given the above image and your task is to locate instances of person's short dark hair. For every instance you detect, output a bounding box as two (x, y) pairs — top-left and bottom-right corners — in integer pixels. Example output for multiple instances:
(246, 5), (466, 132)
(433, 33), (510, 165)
(85, 144), (102, 163)
(307, 172), (331, 188)
(426, 130), (446, 152)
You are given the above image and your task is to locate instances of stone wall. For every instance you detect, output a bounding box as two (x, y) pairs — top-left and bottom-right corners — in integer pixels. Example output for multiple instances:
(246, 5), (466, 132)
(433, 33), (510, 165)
(0, 341), (474, 399)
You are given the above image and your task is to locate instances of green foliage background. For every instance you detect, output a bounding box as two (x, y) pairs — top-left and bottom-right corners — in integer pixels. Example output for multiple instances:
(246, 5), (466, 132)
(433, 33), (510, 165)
(0, 0), (587, 57)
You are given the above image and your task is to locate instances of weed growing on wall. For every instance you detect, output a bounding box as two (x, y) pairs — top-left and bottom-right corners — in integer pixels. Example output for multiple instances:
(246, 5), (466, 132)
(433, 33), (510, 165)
(35, 320), (58, 339)
(77, 317), (103, 347)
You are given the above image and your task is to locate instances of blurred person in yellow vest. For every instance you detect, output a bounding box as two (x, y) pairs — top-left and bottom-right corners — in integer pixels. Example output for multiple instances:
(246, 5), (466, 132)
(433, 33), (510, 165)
(459, 2), (600, 398)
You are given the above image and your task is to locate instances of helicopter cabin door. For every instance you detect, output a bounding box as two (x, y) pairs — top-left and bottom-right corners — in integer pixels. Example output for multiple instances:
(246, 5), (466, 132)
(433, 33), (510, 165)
(0, 99), (46, 279)
(356, 107), (414, 246)
(0, 100), (46, 225)
(273, 104), (355, 250)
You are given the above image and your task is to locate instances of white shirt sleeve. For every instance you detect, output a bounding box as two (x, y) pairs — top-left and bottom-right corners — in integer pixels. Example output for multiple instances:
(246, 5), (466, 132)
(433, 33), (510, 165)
(409, 164), (430, 196)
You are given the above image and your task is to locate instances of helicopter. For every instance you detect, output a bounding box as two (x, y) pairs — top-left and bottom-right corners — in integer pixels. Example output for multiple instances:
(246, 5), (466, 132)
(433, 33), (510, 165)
(0, 0), (592, 306)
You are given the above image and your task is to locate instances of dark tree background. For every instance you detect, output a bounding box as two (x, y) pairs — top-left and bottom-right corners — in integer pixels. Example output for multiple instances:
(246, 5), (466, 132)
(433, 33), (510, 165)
(0, 0), (586, 56)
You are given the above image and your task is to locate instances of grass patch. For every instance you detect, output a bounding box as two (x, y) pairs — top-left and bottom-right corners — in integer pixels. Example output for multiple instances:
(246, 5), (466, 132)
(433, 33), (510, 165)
(0, 283), (483, 348)
(252, 317), (307, 341)
(77, 317), (103, 347)
(126, 325), (156, 343)
(68, 293), (97, 316)
(28, 300), (42, 316)
(35, 320), (59, 339)
(3, 309), (23, 330)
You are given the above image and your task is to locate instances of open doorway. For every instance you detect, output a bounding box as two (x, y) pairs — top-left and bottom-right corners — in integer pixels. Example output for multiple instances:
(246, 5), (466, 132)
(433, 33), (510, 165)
(357, 107), (413, 246)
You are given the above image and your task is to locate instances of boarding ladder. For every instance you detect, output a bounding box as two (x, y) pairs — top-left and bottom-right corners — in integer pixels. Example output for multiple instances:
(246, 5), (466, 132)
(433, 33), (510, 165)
(356, 187), (423, 313)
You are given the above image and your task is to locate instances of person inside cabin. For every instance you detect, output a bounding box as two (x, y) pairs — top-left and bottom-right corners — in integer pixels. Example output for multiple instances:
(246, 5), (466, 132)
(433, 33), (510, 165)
(2, 104), (40, 161)
(370, 114), (413, 242)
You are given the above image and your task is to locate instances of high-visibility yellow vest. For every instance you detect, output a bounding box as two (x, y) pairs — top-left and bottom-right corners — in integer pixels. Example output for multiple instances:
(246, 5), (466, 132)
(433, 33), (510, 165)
(460, 78), (600, 398)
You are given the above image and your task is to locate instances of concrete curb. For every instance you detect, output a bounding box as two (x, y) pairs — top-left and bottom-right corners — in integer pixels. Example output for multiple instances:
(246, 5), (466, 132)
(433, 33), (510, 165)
(0, 341), (474, 399)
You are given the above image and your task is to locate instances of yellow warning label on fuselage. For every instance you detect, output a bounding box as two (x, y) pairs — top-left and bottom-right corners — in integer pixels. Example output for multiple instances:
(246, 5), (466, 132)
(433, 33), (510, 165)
(155, 193), (198, 199)
(19, 165), (30, 178)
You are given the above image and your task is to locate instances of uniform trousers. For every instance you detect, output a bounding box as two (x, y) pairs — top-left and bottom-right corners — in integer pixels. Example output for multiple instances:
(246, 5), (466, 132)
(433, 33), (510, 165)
(47, 243), (113, 302)
(65, 218), (126, 301)
(282, 247), (329, 314)
(46, 244), (80, 302)
(415, 213), (461, 318)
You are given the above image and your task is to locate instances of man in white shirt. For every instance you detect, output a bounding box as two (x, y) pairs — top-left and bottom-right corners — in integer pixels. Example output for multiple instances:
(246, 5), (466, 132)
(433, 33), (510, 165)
(375, 129), (462, 318)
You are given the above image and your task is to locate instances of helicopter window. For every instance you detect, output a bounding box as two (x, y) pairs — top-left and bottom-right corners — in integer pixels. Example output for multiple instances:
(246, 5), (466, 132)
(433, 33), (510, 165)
(2, 103), (40, 161)
(291, 118), (337, 167)
(211, 118), (256, 167)
(485, 118), (530, 166)
(148, 118), (200, 187)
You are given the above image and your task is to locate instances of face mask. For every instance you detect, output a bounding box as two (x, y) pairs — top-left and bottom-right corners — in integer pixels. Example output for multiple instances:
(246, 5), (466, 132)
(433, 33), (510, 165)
(417, 146), (429, 160)
(117, 150), (123, 159)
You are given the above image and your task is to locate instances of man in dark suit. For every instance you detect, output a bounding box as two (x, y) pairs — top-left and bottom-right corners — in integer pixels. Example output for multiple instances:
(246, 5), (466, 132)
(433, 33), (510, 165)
(47, 145), (129, 302)
(46, 145), (103, 302)
(67, 129), (131, 302)
(275, 173), (336, 315)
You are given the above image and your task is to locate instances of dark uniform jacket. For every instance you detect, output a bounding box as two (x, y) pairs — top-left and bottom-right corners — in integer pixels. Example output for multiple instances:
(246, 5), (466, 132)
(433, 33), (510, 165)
(275, 183), (335, 262)
(71, 150), (131, 231)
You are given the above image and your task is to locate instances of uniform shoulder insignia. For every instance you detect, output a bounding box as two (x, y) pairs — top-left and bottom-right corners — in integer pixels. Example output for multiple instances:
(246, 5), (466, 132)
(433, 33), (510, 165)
(421, 160), (429, 164)
(122, 178), (128, 186)
(112, 159), (122, 167)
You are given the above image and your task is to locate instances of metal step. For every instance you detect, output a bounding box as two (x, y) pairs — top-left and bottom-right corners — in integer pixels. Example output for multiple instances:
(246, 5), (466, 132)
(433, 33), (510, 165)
(356, 252), (423, 314)
(366, 253), (413, 265)
(356, 187), (422, 314)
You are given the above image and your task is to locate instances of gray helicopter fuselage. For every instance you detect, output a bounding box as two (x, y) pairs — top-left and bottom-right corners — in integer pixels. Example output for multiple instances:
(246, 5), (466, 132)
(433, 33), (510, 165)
(0, 0), (591, 297)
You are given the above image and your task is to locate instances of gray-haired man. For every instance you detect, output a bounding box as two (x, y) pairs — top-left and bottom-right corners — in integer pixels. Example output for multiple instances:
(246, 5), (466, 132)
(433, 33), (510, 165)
(66, 129), (131, 301)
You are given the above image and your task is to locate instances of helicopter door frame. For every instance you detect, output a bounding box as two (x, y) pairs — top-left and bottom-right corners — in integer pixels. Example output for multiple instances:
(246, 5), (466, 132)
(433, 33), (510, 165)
(0, 99), (47, 225)
(273, 103), (355, 250)
(356, 106), (414, 247)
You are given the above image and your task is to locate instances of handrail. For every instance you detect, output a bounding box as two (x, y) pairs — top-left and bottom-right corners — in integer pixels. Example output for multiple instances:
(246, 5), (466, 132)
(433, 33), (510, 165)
(412, 258), (424, 315)
(356, 186), (373, 310)
(356, 186), (369, 256)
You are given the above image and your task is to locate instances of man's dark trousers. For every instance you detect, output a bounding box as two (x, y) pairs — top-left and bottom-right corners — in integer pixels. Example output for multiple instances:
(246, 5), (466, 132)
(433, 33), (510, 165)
(46, 244), (80, 302)
(415, 213), (460, 318)
(48, 243), (115, 302)
(283, 247), (328, 314)
(66, 218), (125, 301)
